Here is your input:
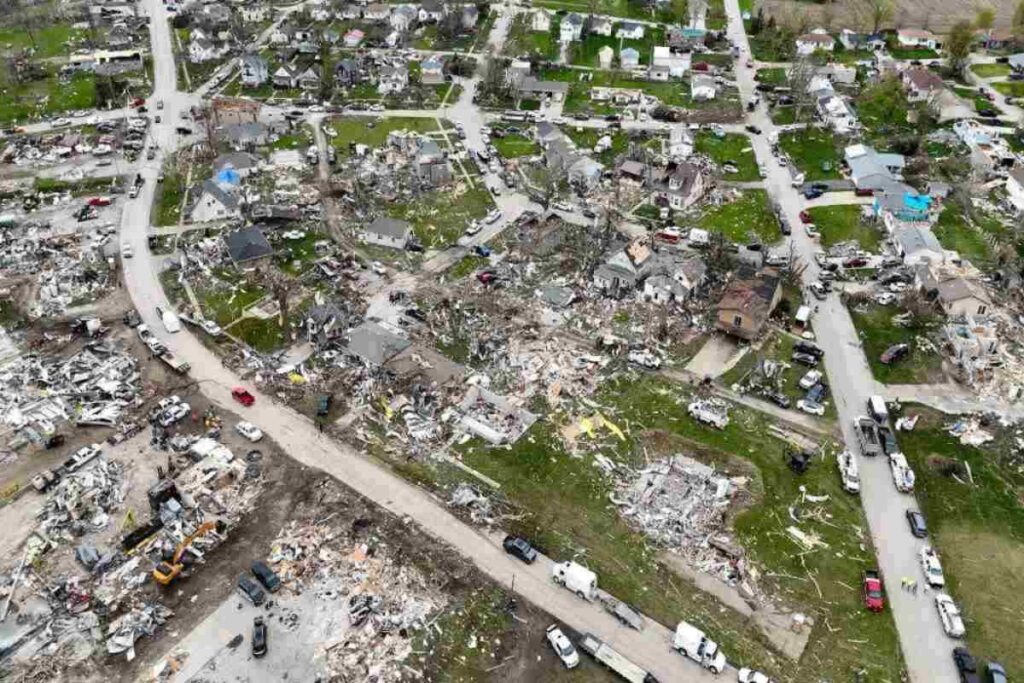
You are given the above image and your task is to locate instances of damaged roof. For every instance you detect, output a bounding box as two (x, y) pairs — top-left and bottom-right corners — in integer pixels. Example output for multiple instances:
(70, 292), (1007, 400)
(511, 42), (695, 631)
(223, 226), (273, 263)
(346, 321), (411, 366)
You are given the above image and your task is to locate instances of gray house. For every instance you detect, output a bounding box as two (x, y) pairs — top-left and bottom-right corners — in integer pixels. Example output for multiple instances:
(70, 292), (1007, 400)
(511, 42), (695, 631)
(364, 217), (412, 249)
(224, 226), (273, 265)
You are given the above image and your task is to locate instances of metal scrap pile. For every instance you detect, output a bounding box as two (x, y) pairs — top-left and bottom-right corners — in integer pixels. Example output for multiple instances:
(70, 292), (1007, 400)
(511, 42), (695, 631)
(266, 522), (447, 683)
(36, 459), (125, 546)
(612, 455), (754, 587)
(0, 341), (140, 438)
(105, 602), (174, 661)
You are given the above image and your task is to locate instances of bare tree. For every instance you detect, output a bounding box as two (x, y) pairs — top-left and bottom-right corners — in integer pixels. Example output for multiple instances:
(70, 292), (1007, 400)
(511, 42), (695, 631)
(787, 58), (816, 122)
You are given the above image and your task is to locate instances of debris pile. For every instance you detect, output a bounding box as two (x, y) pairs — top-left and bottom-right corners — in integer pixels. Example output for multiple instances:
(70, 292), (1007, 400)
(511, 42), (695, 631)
(266, 522), (447, 682)
(36, 459), (125, 546)
(106, 603), (174, 661)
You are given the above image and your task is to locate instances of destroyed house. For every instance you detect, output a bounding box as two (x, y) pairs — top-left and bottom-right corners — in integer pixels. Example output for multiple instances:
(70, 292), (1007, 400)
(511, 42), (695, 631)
(346, 321), (411, 366)
(223, 226), (273, 265)
(715, 271), (782, 340)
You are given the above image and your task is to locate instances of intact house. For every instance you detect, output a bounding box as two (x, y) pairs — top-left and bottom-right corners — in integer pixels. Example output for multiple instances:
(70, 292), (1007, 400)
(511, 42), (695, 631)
(838, 29), (885, 51)
(893, 225), (944, 266)
(419, 0), (446, 23)
(378, 63), (409, 94)
(715, 270), (782, 340)
(617, 22), (644, 40)
(1006, 166), (1024, 212)
(651, 161), (706, 211)
(223, 226), (273, 267)
(364, 217), (412, 249)
(620, 47), (640, 70)
(845, 144), (905, 191)
(516, 76), (569, 103)
(652, 46), (688, 79)
(240, 5), (268, 22)
(897, 28), (940, 50)
(189, 179), (241, 223)
(589, 16), (613, 37)
(531, 10), (551, 32)
(273, 64), (299, 89)
(240, 54), (268, 87)
(902, 68), (945, 102)
(795, 31), (834, 56)
(343, 29), (365, 48)
(874, 189), (933, 234)
(421, 54), (445, 84)
(560, 13), (584, 42)
(188, 35), (229, 63)
(297, 65), (321, 91)
(364, 3), (391, 23)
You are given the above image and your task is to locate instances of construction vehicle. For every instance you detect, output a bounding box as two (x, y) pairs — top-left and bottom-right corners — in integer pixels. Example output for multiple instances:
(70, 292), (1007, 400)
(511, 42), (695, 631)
(152, 520), (220, 585)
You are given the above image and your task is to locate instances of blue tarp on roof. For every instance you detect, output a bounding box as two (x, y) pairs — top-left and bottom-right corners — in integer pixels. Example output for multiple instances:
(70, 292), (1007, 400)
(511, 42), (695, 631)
(216, 168), (240, 185)
(904, 192), (931, 211)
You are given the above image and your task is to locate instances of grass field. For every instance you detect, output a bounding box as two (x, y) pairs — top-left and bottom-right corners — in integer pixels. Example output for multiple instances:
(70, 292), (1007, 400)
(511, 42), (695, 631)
(389, 184), (494, 249)
(229, 316), (287, 353)
(0, 23), (84, 58)
(698, 189), (779, 243)
(807, 205), (880, 250)
(329, 117), (444, 155)
(562, 127), (629, 164)
(154, 165), (186, 227)
(755, 67), (787, 84)
(896, 406), (1024, 676)
(199, 281), (267, 328)
(994, 80), (1024, 98)
(447, 377), (903, 682)
(503, 13), (560, 60)
(695, 131), (760, 181)
(933, 203), (994, 266)
(492, 131), (539, 158)
(0, 70), (96, 124)
(568, 25), (665, 68)
(534, 0), (671, 21)
(971, 63), (1012, 78)
(779, 128), (841, 180)
(848, 304), (944, 384)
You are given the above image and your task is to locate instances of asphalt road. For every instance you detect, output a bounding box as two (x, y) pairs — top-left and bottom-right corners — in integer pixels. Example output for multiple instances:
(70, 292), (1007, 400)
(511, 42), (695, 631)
(119, 2), (737, 680)
(723, 1), (962, 680)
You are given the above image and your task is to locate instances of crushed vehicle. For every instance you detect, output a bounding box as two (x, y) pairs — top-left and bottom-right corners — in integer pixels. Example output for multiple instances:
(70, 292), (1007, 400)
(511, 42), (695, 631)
(836, 450), (860, 493)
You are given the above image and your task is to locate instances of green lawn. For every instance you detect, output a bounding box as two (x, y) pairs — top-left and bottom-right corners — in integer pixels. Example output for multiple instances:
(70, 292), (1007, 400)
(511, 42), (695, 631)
(447, 254), (487, 280)
(779, 128), (841, 180)
(568, 25), (665, 68)
(492, 132), (539, 158)
(199, 281), (267, 327)
(993, 81), (1024, 98)
(562, 127), (629, 165)
(698, 189), (779, 243)
(275, 231), (329, 275)
(895, 407), (1024, 678)
(695, 131), (760, 181)
(0, 24), (84, 58)
(389, 184), (494, 249)
(849, 304), (944, 384)
(503, 13), (560, 60)
(229, 316), (287, 353)
(534, 0), (672, 21)
(449, 378), (902, 683)
(270, 125), (314, 151)
(971, 63), (1012, 78)
(933, 203), (994, 266)
(329, 117), (443, 156)
(748, 27), (796, 62)
(721, 332), (836, 419)
(154, 167), (185, 227)
(755, 67), (787, 84)
(0, 70), (96, 124)
(888, 47), (939, 59)
(807, 205), (880, 250)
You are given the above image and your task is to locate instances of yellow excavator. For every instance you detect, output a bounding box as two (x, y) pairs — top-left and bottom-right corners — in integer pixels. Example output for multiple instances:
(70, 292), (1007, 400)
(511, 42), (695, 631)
(152, 521), (219, 585)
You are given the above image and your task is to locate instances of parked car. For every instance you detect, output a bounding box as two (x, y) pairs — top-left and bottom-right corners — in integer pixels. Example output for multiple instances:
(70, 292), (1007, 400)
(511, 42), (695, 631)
(235, 421), (263, 442)
(121, 243), (134, 258)
(237, 574), (266, 606)
(545, 624), (580, 669)
(799, 210), (812, 223)
(251, 560), (281, 592)
(803, 187), (824, 200)
(252, 617), (268, 657)
(809, 282), (828, 300)
(791, 352), (819, 367)
(232, 388), (255, 406)
(843, 256), (869, 268)
(796, 399), (825, 416)
(799, 370), (822, 390)
(738, 669), (773, 683)
(906, 510), (928, 538)
(878, 425), (899, 455)
(920, 546), (946, 588)
(805, 383), (828, 404)
(793, 343), (824, 359)
(935, 593), (966, 638)
(986, 662), (1008, 683)
(953, 647), (981, 683)
(745, 124), (761, 134)
(502, 535), (537, 564)
(863, 570), (884, 612)
(764, 391), (790, 409)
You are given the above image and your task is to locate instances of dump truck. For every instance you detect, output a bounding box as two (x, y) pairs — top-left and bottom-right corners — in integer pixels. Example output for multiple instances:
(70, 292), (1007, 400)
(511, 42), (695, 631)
(673, 621), (726, 674)
(551, 561), (597, 600)
(153, 520), (220, 585)
(855, 416), (881, 457)
(578, 633), (658, 683)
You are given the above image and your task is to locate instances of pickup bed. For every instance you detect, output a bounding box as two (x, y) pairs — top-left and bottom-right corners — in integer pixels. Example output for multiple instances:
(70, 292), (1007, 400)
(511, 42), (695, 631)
(856, 416), (881, 457)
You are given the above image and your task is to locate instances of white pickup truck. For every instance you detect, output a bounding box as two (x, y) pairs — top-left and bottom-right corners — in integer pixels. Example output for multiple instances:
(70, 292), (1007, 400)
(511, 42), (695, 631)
(673, 621), (727, 674)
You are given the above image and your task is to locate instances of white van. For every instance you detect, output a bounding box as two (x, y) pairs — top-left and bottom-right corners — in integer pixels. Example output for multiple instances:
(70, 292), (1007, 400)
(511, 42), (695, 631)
(868, 395), (888, 422)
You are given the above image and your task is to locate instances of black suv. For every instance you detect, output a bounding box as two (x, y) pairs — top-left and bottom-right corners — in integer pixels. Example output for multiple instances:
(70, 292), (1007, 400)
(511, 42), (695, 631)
(906, 510), (928, 538)
(252, 617), (268, 658)
(237, 574), (266, 606)
(251, 560), (281, 593)
(502, 535), (537, 564)
(794, 341), (824, 359)
(953, 647), (981, 683)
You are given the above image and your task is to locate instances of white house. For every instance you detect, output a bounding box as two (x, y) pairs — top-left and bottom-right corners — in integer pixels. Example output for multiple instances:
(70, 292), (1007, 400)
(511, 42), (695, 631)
(902, 68), (945, 102)
(1007, 167), (1024, 212)
(391, 6), (417, 31)
(188, 36), (227, 63)
(691, 74), (716, 100)
(419, 0), (446, 23)
(897, 28), (940, 50)
(894, 226), (944, 266)
(617, 22), (644, 40)
(795, 31), (834, 55)
(378, 63), (409, 94)
(560, 13), (584, 42)
(269, 26), (291, 45)
(190, 179), (241, 223)
(598, 45), (614, 69)
(363, 3), (391, 22)
(590, 16), (613, 36)
(652, 45), (687, 78)
(531, 10), (551, 33)
(364, 217), (411, 249)
(240, 5), (268, 22)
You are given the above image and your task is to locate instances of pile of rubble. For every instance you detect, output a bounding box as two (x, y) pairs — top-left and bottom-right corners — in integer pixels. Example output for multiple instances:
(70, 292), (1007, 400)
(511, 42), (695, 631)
(611, 455), (753, 588)
(267, 522), (448, 682)
(36, 459), (125, 548)
(105, 602), (174, 661)
(0, 341), (141, 442)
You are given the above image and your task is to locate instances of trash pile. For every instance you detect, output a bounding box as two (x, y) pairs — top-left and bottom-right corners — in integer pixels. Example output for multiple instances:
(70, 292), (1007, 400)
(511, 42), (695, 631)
(267, 521), (448, 682)
(36, 459), (125, 548)
(612, 455), (753, 588)
(105, 602), (174, 661)
(0, 341), (141, 440)
(947, 418), (995, 446)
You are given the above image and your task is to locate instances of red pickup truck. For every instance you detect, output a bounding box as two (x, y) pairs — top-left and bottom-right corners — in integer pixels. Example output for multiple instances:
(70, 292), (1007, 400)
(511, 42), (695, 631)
(863, 570), (885, 612)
